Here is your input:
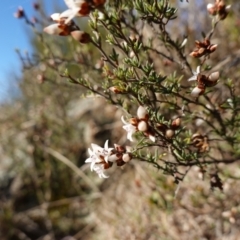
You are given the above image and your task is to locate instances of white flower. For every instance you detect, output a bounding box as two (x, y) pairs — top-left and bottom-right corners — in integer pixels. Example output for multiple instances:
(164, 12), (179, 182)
(62, 0), (89, 23)
(121, 116), (137, 142)
(85, 140), (114, 178)
(188, 66), (201, 81)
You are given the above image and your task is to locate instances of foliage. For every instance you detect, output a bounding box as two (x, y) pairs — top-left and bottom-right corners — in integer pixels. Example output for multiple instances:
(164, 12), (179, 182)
(1, 0), (240, 239)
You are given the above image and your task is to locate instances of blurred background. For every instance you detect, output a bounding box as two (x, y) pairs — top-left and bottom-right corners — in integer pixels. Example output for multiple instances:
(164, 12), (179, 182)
(1, 0), (240, 239)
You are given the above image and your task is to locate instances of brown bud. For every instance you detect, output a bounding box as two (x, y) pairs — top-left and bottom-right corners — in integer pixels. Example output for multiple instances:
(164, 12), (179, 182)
(33, 3), (40, 10)
(189, 51), (199, 58)
(209, 44), (218, 52)
(171, 117), (181, 130)
(14, 6), (25, 18)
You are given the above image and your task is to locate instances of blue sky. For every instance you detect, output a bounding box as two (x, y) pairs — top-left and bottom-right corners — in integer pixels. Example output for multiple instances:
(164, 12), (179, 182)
(0, 0), (65, 102)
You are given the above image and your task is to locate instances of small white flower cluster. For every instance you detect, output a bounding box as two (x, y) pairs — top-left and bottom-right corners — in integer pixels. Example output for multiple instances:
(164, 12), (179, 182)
(43, 0), (105, 42)
(121, 106), (155, 142)
(85, 106), (156, 178)
(85, 140), (132, 178)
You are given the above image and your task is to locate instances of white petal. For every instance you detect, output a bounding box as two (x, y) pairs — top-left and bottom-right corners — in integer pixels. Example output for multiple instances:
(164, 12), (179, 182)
(64, 0), (84, 9)
(208, 71), (219, 82)
(196, 66), (201, 74)
(149, 134), (156, 142)
(60, 8), (80, 23)
(188, 76), (197, 81)
(104, 140), (109, 150)
(88, 148), (93, 156)
(91, 143), (103, 153)
(51, 13), (61, 21)
(121, 116), (128, 125)
(127, 131), (134, 142)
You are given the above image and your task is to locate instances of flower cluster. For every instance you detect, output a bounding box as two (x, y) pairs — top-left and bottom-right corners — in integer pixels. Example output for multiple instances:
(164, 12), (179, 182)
(61, 0), (106, 23)
(189, 38), (217, 58)
(43, 0), (106, 43)
(207, 0), (231, 20)
(188, 66), (220, 97)
(121, 106), (155, 142)
(85, 140), (132, 178)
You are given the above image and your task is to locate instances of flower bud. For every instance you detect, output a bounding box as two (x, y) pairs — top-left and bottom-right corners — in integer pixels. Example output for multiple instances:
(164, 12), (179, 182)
(138, 121), (148, 132)
(207, 4), (217, 15)
(208, 71), (219, 82)
(137, 106), (148, 119)
(33, 3), (40, 10)
(165, 129), (175, 139)
(71, 31), (91, 44)
(44, 24), (63, 35)
(14, 6), (25, 18)
(191, 86), (205, 97)
(108, 154), (120, 162)
(171, 117), (181, 130)
(209, 44), (218, 52)
(189, 51), (199, 57)
(122, 153), (132, 163)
